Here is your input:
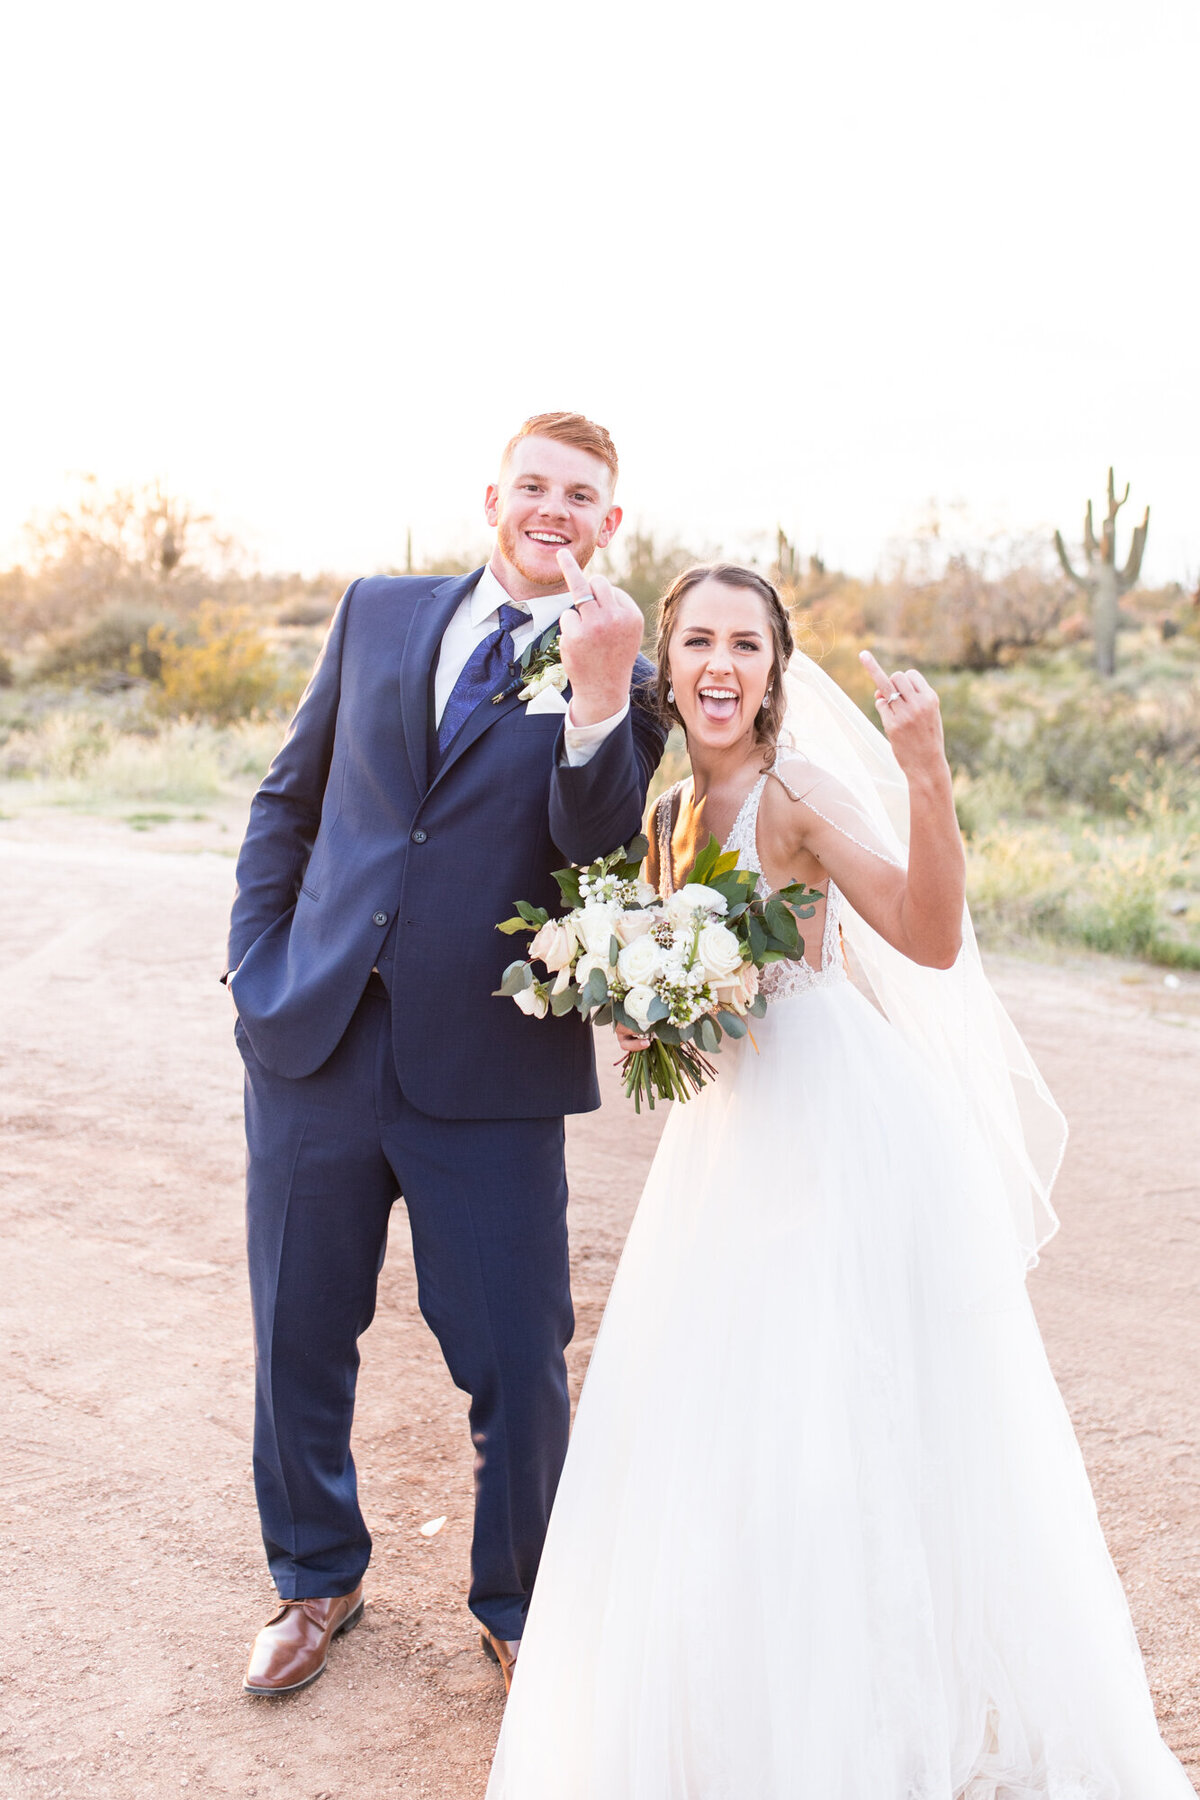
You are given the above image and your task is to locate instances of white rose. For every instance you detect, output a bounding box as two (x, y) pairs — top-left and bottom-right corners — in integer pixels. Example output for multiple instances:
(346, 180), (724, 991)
(574, 903), (620, 958)
(574, 952), (614, 994)
(697, 921), (743, 982)
(614, 906), (657, 947)
(665, 883), (728, 926)
(622, 984), (657, 1033)
(513, 985), (548, 1020)
(551, 965), (573, 996)
(616, 933), (662, 988)
(528, 918), (575, 973)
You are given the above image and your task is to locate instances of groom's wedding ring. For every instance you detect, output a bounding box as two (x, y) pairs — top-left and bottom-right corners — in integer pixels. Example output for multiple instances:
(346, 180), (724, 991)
(571, 593), (598, 608)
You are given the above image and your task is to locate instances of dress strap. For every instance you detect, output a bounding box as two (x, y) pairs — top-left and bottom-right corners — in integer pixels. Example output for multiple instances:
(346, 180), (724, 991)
(769, 759), (904, 869)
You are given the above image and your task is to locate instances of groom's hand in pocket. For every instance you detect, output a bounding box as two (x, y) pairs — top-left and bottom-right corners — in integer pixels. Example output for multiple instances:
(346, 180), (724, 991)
(557, 548), (644, 727)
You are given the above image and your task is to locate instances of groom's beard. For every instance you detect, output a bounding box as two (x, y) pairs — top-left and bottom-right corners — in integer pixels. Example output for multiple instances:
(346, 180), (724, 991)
(497, 518), (598, 589)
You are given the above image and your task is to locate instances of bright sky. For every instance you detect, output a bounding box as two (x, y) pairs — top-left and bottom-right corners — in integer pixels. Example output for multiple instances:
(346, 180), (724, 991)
(2, 0), (1197, 584)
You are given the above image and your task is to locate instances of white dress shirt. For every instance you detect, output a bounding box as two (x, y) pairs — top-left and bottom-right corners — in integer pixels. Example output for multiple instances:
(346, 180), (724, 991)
(433, 564), (629, 767)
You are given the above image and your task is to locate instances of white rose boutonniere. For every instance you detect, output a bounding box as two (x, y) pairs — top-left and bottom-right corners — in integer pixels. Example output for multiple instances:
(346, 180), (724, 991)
(516, 624), (567, 703)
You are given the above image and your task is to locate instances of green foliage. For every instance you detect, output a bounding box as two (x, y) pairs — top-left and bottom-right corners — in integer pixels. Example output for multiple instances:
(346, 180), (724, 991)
(0, 648), (13, 688)
(35, 602), (178, 684)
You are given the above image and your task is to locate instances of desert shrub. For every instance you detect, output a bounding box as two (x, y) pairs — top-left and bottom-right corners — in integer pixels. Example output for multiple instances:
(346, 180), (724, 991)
(35, 602), (178, 684)
(0, 648), (13, 688)
(1010, 691), (1197, 815)
(937, 675), (994, 777)
(147, 602), (299, 723)
(275, 592), (336, 627)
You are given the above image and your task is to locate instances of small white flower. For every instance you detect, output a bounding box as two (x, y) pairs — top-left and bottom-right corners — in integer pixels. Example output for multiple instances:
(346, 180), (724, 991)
(616, 933), (662, 988)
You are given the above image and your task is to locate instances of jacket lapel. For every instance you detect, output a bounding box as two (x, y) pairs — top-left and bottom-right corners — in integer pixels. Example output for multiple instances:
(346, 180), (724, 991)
(399, 568), (483, 795)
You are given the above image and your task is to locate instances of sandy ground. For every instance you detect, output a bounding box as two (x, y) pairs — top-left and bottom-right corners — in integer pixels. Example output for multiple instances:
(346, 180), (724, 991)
(1, 804), (1199, 1798)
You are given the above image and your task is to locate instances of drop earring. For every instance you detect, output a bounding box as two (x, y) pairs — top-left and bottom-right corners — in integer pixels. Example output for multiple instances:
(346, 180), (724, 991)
(667, 686), (675, 704)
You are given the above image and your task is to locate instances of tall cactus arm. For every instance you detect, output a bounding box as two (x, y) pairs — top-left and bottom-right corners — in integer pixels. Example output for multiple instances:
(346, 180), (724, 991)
(1055, 529), (1087, 587)
(1084, 499), (1098, 562)
(1120, 506), (1151, 589)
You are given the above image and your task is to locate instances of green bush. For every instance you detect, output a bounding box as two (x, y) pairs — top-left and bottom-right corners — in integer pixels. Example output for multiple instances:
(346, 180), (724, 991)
(34, 602), (179, 684)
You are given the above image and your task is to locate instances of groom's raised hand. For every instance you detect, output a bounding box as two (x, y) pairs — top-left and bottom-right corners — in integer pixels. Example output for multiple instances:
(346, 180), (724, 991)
(556, 548), (645, 727)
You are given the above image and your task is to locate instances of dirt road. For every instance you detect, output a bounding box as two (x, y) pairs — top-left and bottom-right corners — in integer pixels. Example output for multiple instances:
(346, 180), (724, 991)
(2, 813), (1198, 1797)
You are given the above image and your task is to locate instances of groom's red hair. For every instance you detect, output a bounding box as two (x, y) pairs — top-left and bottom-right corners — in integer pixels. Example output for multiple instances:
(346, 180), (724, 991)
(501, 412), (619, 490)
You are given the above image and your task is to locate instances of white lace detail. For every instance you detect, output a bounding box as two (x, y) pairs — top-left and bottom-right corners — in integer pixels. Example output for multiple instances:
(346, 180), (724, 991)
(656, 773), (845, 1000)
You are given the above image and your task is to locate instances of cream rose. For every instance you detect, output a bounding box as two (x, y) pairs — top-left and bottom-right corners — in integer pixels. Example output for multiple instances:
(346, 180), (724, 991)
(665, 883), (728, 926)
(696, 921), (743, 982)
(622, 984), (657, 1033)
(528, 918), (575, 973)
(513, 984), (548, 1020)
(715, 960), (760, 1015)
(614, 907), (657, 948)
(616, 933), (662, 988)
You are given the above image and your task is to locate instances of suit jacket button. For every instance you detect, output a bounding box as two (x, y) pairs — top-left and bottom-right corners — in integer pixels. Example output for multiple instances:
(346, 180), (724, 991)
(373, 911), (389, 926)
(410, 828), (428, 844)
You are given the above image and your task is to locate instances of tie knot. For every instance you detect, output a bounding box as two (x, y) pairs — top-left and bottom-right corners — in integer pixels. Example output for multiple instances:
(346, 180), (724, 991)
(496, 603), (528, 636)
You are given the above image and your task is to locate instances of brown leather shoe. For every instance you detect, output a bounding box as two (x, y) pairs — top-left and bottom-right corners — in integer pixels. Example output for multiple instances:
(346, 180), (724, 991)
(479, 1626), (520, 1695)
(243, 1586), (364, 1696)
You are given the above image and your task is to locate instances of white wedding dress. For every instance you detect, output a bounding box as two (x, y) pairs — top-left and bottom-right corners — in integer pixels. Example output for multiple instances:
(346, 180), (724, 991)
(486, 768), (1196, 1800)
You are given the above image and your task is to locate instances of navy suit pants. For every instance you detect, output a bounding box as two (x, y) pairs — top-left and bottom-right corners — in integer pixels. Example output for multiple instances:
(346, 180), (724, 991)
(238, 979), (573, 1640)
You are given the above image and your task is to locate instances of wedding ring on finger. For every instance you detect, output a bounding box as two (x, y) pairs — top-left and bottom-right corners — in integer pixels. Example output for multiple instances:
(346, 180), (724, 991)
(883, 690), (902, 706)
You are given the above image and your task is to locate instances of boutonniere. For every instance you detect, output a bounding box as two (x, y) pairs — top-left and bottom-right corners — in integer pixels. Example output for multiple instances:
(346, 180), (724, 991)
(493, 622), (568, 705)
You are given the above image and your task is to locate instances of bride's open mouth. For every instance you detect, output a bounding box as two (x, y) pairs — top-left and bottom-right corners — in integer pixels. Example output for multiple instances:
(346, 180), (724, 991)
(698, 685), (739, 723)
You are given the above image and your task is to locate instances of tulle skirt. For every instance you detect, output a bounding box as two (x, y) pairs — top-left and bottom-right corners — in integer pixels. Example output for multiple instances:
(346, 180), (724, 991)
(487, 979), (1195, 1799)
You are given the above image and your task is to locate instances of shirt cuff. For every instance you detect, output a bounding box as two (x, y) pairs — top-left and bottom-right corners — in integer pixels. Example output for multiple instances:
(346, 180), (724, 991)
(562, 699), (630, 767)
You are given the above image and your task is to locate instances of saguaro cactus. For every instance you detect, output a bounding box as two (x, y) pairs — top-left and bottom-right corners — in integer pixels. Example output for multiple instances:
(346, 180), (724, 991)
(1055, 469), (1149, 675)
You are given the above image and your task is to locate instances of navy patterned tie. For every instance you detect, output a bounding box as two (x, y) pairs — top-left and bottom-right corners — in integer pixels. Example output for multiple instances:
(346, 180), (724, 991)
(435, 601), (528, 763)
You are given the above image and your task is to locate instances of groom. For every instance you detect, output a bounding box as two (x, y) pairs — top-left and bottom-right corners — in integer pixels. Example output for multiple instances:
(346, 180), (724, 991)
(225, 412), (665, 1697)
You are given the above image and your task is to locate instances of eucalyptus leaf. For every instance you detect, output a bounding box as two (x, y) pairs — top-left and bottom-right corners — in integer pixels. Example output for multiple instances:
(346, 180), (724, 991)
(591, 1002), (613, 1027)
(550, 985), (577, 1016)
(697, 1014), (721, 1053)
(717, 1010), (748, 1038)
(609, 934), (622, 966)
(646, 995), (670, 1025)
(497, 960), (534, 997)
(515, 901), (549, 927)
(748, 994), (767, 1017)
(586, 968), (608, 1008)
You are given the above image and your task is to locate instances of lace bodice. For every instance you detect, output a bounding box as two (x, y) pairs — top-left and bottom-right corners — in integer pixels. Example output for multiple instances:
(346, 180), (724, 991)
(655, 767), (846, 1001)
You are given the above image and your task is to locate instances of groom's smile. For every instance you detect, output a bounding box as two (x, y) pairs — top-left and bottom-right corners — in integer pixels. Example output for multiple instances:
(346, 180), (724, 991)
(486, 434), (622, 600)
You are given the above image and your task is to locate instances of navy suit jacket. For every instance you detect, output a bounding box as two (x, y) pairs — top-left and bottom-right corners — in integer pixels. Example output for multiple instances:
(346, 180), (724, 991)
(226, 569), (667, 1117)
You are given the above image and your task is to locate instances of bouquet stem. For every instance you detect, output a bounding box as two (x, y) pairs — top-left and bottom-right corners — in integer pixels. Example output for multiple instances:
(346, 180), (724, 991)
(619, 1039), (719, 1113)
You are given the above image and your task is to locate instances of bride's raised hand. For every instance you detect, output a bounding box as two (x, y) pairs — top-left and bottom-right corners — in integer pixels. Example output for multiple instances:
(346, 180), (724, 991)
(859, 650), (949, 780)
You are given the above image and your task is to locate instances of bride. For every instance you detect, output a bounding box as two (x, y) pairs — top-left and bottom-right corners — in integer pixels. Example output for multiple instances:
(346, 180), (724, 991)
(486, 563), (1195, 1799)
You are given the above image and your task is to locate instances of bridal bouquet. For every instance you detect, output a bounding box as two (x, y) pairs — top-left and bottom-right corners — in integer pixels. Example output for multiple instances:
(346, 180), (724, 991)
(495, 834), (821, 1111)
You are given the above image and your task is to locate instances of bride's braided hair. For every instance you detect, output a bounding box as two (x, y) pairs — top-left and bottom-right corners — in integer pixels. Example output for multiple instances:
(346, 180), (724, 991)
(655, 564), (795, 764)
